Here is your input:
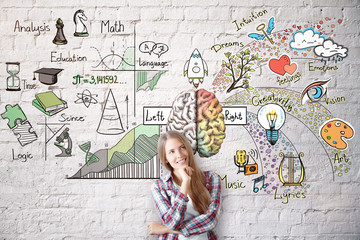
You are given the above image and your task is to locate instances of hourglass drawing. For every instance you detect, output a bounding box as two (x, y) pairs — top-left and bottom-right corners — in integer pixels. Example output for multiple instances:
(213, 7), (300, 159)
(6, 62), (21, 91)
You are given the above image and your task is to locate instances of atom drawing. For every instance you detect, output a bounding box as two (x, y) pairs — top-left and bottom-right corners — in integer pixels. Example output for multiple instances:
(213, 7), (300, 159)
(74, 89), (98, 108)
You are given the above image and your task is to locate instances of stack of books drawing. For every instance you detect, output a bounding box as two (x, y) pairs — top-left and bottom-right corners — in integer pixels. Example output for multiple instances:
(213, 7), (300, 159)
(32, 91), (67, 116)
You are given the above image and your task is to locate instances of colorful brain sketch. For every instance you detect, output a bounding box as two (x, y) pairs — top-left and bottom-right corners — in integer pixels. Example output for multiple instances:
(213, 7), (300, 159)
(167, 89), (226, 157)
(320, 119), (354, 150)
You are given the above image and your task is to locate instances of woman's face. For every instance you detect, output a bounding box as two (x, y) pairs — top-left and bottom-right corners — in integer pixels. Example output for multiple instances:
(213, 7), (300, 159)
(164, 137), (189, 170)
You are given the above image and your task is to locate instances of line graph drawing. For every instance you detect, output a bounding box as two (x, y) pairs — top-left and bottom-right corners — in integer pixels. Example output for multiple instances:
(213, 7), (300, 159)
(91, 43), (135, 71)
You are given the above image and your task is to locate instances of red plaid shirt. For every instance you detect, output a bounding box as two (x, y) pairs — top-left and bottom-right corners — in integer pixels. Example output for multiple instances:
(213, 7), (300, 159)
(151, 171), (221, 239)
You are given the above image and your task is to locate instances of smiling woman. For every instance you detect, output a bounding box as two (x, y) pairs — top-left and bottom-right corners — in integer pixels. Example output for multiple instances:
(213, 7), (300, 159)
(148, 131), (221, 240)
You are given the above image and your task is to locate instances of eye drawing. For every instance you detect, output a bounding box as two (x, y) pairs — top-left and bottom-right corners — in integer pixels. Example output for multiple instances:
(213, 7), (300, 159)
(301, 80), (330, 105)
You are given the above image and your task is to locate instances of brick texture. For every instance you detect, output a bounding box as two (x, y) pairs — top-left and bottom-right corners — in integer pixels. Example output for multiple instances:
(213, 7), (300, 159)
(0, 0), (359, 239)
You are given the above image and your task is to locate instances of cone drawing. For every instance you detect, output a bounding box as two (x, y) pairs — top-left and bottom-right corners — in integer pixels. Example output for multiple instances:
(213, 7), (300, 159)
(97, 89), (125, 135)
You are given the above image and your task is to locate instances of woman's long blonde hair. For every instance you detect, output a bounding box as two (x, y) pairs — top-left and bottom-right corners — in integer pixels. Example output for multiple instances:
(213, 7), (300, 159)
(158, 131), (211, 214)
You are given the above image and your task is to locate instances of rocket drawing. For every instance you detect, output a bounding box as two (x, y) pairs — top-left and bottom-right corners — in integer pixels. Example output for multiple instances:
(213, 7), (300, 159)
(183, 49), (208, 88)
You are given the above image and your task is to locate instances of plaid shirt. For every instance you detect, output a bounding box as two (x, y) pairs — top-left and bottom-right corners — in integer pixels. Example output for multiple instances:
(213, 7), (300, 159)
(151, 171), (221, 239)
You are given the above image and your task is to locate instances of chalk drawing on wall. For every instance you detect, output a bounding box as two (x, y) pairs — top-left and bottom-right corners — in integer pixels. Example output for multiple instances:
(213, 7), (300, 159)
(234, 150), (249, 174)
(248, 17), (275, 44)
(167, 89), (226, 158)
(278, 152), (305, 186)
(257, 103), (286, 145)
(37, 118), (70, 161)
(90, 29), (169, 118)
(245, 158), (258, 175)
(289, 28), (325, 51)
(224, 87), (354, 178)
(217, 16), (352, 179)
(54, 127), (72, 157)
(300, 80), (330, 105)
(79, 141), (99, 166)
(236, 129), (268, 193)
(97, 89), (125, 135)
(288, 19), (346, 62)
(91, 43), (135, 71)
(234, 150), (259, 175)
(183, 49), (208, 88)
(243, 111), (309, 194)
(6, 62), (21, 91)
(33, 68), (64, 85)
(137, 71), (166, 91)
(314, 39), (348, 63)
(216, 17), (345, 86)
(139, 41), (169, 58)
(319, 119), (354, 150)
(90, 36), (168, 117)
(253, 175), (267, 193)
(53, 18), (67, 45)
(68, 124), (160, 179)
(1, 104), (38, 146)
(74, 89), (98, 108)
(32, 91), (68, 116)
(212, 49), (261, 93)
(268, 55), (297, 76)
(73, 9), (89, 37)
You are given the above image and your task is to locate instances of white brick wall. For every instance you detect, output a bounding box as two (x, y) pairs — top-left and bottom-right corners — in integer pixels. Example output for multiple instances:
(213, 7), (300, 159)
(0, 0), (359, 239)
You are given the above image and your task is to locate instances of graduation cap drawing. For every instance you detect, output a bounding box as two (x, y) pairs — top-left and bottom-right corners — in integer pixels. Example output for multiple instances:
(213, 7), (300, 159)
(33, 68), (63, 85)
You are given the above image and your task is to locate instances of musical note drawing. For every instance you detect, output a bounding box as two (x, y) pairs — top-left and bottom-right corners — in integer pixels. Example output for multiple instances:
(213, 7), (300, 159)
(253, 175), (267, 193)
(248, 17), (275, 44)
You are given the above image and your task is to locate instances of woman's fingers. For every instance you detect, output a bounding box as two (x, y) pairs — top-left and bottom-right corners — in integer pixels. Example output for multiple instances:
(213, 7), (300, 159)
(148, 222), (153, 234)
(185, 166), (194, 176)
(148, 224), (156, 235)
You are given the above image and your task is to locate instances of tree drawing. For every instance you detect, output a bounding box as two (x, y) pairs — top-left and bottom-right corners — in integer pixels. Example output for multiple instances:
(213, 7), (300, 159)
(222, 49), (261, 93)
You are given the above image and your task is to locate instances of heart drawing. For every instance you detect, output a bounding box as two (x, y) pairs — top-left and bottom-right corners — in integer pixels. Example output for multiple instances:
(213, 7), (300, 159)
(284, 63), (297, 75)
(268, 55), (297, 76)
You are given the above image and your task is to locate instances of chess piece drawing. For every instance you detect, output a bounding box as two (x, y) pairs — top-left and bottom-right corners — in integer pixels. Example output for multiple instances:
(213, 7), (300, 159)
(53, 18), (67, 45)
(73, 10), (89, 37)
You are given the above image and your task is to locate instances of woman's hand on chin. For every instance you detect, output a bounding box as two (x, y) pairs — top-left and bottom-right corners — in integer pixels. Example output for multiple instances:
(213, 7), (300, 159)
(178, 166), (194, 183)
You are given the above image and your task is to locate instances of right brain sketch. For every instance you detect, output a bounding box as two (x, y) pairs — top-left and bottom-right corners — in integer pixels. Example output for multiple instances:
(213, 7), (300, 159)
(167, 89), (226, 157)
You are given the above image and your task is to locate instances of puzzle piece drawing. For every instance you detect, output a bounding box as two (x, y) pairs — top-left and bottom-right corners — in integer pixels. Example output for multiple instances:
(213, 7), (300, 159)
(1, 104), (37, 146)
(12, 120), (38, 146)
(1, 104), (27, 129)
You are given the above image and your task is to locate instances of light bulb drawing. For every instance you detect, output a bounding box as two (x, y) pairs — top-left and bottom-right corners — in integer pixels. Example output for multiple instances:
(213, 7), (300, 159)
(257, 103), (286, 145)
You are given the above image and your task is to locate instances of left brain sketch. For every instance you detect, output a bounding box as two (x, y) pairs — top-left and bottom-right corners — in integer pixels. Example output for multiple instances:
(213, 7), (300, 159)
(167, 89), (226, 158)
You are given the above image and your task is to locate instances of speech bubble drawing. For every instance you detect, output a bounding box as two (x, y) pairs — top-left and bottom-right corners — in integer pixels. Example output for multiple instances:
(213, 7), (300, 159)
(139, 41), (156, 55)
(139, 41), (169, 58)
(152, 43), (169, 58)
